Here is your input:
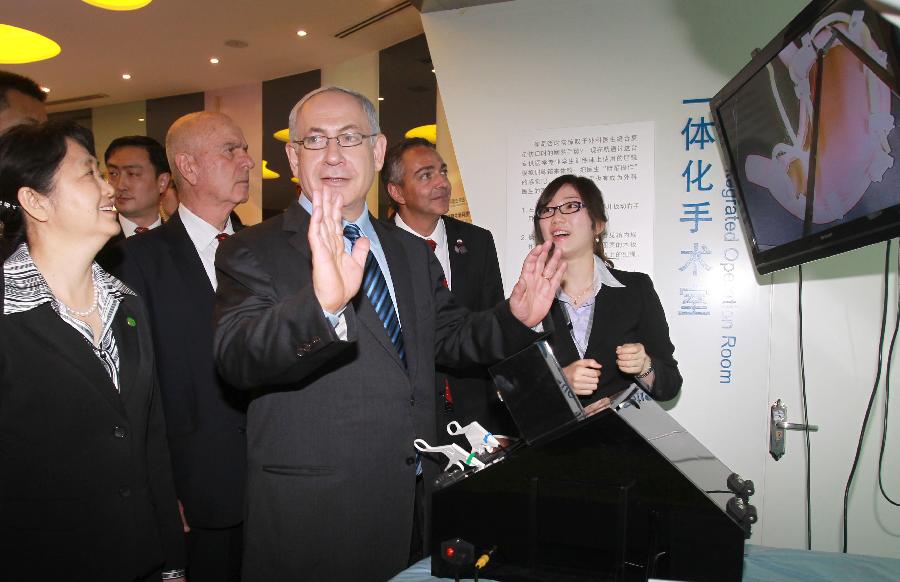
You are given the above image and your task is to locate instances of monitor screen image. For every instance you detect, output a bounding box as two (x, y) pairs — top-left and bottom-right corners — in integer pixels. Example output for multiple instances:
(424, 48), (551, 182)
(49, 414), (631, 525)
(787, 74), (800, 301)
(712, 0), (900, 274)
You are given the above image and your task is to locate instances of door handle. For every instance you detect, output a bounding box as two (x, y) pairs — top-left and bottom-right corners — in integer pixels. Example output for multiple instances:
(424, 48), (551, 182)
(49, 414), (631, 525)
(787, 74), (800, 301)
(770, 399), (818, 461)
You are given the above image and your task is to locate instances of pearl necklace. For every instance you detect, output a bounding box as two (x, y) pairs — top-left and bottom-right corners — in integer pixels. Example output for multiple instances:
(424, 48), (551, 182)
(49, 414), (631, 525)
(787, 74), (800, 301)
(60, 284), (98, 318)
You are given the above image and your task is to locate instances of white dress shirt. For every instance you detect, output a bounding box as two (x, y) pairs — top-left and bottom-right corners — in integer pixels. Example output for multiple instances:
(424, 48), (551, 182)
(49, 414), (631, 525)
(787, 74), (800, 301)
(394, 214), (452, 290)
(119, 214), (162, 238)
(177, 205), (234, 290)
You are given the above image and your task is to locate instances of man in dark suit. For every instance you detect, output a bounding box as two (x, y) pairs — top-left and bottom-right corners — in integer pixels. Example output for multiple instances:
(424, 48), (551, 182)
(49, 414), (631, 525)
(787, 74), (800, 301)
(383, 137), (516, 440)
(118, 111), (253, 582)
(106, 135), (170, 237)
(212, 86), (564, 581)
(96, 136), (170, 273)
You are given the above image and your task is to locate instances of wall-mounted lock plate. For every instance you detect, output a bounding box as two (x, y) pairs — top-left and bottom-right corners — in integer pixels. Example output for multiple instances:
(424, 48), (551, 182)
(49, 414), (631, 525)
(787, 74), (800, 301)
(770, 400), (787, 460)
(770, 399), (818, 461)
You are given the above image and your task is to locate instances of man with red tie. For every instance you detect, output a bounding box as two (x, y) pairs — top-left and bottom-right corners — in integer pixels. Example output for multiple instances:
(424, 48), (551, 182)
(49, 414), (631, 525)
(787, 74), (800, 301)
(383, 137), (516, 441)
(117, 111), (254, 582)
(105, 136), (170, 238)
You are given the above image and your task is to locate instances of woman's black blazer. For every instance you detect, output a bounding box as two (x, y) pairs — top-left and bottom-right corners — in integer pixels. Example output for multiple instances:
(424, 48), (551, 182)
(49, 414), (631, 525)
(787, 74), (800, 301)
(0, 272), (185, 581)
(544, 268), (682, 405)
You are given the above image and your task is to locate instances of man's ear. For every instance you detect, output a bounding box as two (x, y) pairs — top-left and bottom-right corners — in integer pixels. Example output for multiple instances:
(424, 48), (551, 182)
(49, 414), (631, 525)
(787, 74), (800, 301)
(386, 182), (406, 206)
(157, 172), (171, 195)
(373, 133), (387, 171)
(174, 153), (198, 187)
(286, 142), (300, 179)
(17, 187), (50, 223)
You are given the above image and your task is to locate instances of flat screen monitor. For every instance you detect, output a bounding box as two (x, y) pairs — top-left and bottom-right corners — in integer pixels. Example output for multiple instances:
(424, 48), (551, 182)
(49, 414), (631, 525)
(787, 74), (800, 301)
(710, 0), (900, 274)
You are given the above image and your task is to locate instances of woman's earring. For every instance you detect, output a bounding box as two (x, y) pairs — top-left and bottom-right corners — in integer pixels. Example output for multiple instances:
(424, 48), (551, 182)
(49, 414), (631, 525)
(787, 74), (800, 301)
(594, 234), (600, 243)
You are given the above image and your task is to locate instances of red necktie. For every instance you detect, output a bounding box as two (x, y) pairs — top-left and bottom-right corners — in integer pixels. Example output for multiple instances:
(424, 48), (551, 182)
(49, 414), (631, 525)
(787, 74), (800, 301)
(215, 233), (230, 242)
(134, 226), (150, 234)
(425, 239), (448, 288)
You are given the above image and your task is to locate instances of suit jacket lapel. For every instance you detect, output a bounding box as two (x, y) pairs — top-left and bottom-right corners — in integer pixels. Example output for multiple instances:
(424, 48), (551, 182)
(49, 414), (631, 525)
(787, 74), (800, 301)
(166, 212), (216, 298)
(443, 217), (467, 300)
(21, 306), (127, 417)
(284, 202), (312, 261)
(370, 217), (414, 375)
(548, 300), (580, 364)
(584, 285), (616, 359)
(113, 298), (140, 406)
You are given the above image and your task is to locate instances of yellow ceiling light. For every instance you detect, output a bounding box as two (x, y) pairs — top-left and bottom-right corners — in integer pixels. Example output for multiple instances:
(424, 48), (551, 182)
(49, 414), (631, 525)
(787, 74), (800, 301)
(81, 0), (153, 10)
(0, 25), (61, 64)
(262, 160), (280, 180)
(405, 124), (437, 144)
(273, 128), (291, 143)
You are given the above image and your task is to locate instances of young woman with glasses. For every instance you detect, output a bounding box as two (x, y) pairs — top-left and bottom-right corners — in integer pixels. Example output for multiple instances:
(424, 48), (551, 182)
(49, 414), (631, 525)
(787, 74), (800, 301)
(533, 174), (682, 414)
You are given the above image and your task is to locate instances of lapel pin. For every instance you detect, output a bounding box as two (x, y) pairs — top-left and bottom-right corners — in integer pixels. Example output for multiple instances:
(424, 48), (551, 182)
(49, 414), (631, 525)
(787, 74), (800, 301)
(126, 316), (137, 327)
(454, 239), (467, 254)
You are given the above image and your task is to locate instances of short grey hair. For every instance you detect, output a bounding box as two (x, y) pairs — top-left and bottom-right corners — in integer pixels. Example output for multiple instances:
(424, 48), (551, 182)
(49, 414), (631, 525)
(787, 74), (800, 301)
(288, 86), (380, 142)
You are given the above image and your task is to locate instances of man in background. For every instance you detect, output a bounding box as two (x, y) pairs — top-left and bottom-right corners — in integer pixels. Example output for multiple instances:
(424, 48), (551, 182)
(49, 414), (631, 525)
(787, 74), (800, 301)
(0, 71), (48, 258)
(0, 70), (47, 134)
(118, 112), (253, 582)
(383, 137), (516, 440)
(105, 135), (170, 237)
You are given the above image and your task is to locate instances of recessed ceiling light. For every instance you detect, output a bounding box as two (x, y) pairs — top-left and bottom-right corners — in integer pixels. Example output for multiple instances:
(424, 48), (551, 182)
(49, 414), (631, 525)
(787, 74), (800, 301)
(377, 97), (384, 101)
(40, 86), (51, 93)
(122, 73), (132, 80)
(0, 25), (61, 64)
(138, 117), (145, 122)
(82, 0), (152, 10)
(296, 30), (308, 37)
(210, 57), (220, 64)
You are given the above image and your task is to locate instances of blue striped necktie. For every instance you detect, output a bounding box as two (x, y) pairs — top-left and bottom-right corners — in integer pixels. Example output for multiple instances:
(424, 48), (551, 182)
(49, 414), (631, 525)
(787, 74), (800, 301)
(343, 224), (406, 365)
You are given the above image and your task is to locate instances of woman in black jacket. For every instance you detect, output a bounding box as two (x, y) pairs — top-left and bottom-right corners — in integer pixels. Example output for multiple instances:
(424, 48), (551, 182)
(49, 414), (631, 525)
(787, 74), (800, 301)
(0, 121), (185, 581)
(533, 175), (682, 413)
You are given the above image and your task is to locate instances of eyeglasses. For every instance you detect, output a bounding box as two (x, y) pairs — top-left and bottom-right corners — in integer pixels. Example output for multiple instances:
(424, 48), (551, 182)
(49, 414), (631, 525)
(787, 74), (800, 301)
(292, 132), (377, 150)
(536, 201), (586, 219)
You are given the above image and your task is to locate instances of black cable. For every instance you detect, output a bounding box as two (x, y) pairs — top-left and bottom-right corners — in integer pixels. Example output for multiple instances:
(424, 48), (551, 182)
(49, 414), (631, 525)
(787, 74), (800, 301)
(841, 241), (892, 553)
(878, 241), (900, 507)
(798, 265), (811, 550)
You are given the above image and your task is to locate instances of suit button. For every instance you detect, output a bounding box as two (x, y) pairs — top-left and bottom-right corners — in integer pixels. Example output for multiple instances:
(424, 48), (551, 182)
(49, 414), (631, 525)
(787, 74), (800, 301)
(296, 343), (311, 357)
(113, 426), (127, 438)
(311, 336), (320, 344)
(406, 456), (416, 465)
(119, 487), (131, 498)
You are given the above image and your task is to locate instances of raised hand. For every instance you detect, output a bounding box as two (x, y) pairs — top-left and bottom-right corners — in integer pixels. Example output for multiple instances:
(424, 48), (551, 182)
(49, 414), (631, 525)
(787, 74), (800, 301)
(509, 241), (566, 327)
(308, 190), (369, 313)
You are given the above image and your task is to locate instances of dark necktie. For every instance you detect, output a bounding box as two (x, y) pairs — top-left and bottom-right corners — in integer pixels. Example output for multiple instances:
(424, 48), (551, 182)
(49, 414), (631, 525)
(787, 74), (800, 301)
(215, 232), (230, 242)
(425, 239), (449, 289)
(343, 224), (406, 365)
(134, 226), (150, 234)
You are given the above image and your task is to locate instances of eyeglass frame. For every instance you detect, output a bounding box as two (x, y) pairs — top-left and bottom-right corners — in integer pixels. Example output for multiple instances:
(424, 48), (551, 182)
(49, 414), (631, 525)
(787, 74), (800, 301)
(291, 132), (378, 150)
(535, 201), (587, 219)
